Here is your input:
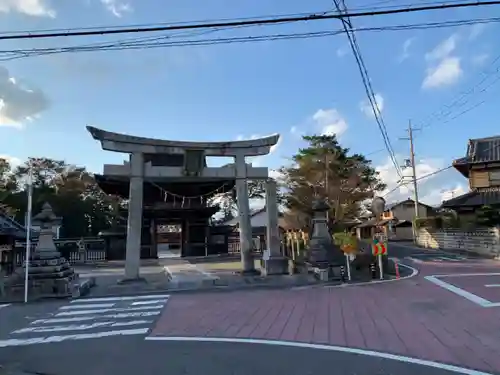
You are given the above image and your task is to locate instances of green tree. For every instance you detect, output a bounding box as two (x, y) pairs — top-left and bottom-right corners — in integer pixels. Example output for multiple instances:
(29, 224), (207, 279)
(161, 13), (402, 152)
(281, 134), (385, 227)
(1, 157), (121, 237)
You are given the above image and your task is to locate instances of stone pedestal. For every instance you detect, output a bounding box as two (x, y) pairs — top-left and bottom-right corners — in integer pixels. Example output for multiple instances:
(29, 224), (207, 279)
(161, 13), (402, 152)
(21, 203), (78, 298)
(260, 256), (288, 276)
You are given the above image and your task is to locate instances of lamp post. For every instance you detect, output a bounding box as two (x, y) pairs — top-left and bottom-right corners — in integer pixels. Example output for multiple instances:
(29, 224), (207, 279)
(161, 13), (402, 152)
(24, 161), (33, 303)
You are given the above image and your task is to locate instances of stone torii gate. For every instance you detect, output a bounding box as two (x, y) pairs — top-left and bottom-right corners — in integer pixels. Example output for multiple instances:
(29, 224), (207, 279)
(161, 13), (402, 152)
(87, 126), (285, 280)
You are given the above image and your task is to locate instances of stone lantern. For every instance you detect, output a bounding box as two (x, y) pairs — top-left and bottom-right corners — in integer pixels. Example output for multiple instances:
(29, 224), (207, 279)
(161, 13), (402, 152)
(307, 198), (343, 268)
(24, 202), (77, 297)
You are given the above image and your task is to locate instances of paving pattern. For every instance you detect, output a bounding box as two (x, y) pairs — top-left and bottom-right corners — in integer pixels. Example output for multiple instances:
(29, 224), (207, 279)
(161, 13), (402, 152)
(150, 278), (500, 373)
(0, 294), (170, 347)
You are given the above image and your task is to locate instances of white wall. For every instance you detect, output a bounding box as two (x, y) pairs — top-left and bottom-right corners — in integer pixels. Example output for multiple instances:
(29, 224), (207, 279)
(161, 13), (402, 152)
(417, 228), (500, 258)
(223, 210), (267, 227)
(392, 203), (429, 222)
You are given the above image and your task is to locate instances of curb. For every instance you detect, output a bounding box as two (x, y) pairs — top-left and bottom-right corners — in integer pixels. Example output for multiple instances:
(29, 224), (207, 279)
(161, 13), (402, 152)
(78, 262), (418, 299)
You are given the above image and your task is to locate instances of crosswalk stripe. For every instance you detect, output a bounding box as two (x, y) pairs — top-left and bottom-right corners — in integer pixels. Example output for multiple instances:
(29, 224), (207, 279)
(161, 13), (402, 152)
(13, 320), (153, 334)
(60, 303), (116, 310)
(0, 294), (170, 347)
(31, 311), (161, 325)
(56, 305), (164, 316)
(131, 300), (167, 306)
(0, 328), (150, 347)
(71, 294), (170, 303)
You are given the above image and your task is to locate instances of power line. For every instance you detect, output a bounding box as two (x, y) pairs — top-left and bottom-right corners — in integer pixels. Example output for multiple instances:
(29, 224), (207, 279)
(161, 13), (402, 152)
(333, 0), (403, 179)
(0, 17), (497, 62)
(383, 165), (453, 197)
(0, 1), (499, 41)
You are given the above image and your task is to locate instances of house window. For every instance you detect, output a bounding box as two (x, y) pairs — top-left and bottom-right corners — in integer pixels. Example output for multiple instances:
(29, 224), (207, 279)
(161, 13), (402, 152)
(490, 170), (500, 186)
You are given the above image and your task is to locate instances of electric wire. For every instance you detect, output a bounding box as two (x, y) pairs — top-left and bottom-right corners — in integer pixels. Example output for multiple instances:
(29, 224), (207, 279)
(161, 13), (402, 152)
(0, 17), (498, 62)
(0, 1), (498, 41)
(332, 0), (404, 179)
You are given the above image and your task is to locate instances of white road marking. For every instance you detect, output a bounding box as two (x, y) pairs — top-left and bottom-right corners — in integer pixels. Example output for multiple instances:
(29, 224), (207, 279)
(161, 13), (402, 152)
(425, 274), (500, 308)
(71, 294), (170, 303)
(484, 284), (500, 287)
(145, 337), (491, 375)
(0, 304), (10, 309)
(56, 305), (164, 316)
(0, 294), (171, 347)
(60, 303), (116, 310)
(131, 300), (167, 306)
(0, 328), (150, 347)
(13, 320), (152, 334)
(31, 311), (161, 325)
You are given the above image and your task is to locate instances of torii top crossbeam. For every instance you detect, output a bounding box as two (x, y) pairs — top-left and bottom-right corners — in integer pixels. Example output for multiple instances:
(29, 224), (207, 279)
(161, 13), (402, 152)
(87, 126), (279, 157)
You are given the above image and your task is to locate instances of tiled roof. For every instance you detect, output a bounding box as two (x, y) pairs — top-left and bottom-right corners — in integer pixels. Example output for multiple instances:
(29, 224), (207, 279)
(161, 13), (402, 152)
(355, 218), (409, 228)
(385, 198), (434, 211)
(442, 190), (500, 208)
(466, 135), (500, 163)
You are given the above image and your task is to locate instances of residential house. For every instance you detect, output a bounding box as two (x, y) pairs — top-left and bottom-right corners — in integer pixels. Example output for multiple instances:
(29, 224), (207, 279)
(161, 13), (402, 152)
(356, 198), (434, 241)
(442, 135), (500, 222)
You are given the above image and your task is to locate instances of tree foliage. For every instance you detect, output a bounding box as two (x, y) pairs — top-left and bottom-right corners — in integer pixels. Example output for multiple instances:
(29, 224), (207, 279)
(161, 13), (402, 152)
(0, 157), (122, 238)
(280, 134), (385, 227)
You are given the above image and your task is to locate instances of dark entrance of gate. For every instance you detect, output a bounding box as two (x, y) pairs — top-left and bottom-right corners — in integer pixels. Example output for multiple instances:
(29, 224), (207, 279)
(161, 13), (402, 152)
(94, 174), (235, 258)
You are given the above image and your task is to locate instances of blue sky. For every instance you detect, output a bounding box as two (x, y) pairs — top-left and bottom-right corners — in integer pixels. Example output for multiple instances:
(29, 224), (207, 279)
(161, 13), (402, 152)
(0, 0), (498, 206)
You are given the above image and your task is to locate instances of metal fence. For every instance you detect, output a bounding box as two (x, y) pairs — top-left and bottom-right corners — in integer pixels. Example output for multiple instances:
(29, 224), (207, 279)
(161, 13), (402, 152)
(12, 238), (107, 267)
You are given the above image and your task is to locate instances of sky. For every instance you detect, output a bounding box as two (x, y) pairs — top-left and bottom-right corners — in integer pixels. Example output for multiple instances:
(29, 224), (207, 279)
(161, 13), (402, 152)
(0, 0), (499, 207)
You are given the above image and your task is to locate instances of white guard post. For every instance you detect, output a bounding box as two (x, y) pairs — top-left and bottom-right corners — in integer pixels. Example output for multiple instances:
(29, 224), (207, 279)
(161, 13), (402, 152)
(378, 254), (384, 280)
(345, 253), (352, 281)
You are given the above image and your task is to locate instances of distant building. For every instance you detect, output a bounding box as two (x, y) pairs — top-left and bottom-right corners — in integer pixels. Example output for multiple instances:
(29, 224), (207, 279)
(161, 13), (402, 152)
(220, 207), (284, 230)
(442, 135), (500, 222)
(356, 198), (434, 241)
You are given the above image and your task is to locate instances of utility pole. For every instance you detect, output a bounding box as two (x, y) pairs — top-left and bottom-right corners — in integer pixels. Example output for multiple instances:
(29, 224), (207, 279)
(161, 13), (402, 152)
(400, 120), (420, 243)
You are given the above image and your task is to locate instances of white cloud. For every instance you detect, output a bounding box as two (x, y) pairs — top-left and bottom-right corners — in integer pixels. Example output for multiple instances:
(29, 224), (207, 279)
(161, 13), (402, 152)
(421, 184), (467, 206)
(359, 94), (384, 118)
(312, 108), (348, 137)
(0, 154), (21, 167)
(472, 53), (489, 67)
(399, 37), (415, 62)
(336, 48), (348, 58)
(100, 0), (132, 17)
(0, 0), (55, 17)
(425, 35), (458, 61)
(422, 57), (463, 89)
(469, 23), (487, 41)
(376, 155), (445, 204)
(0, 67), (49, 128)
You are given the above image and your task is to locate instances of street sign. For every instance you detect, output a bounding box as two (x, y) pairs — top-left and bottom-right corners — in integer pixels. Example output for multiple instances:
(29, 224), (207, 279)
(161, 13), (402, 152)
(372, 238), (388, 256)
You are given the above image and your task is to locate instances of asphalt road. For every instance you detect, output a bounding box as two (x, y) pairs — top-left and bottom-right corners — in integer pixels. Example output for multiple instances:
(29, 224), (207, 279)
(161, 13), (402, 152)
(0, 337), (493, 375)
(388, 242), (478, 262)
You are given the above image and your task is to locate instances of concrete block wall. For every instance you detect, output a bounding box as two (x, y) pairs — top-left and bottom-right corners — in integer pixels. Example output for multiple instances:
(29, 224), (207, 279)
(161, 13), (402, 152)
(416, 228), (500, 258)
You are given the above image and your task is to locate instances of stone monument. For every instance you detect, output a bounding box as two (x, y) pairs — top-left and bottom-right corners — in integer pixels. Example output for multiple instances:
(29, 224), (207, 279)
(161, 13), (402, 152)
(307, 199), (344, 280)
(22, 203), (78, 297)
